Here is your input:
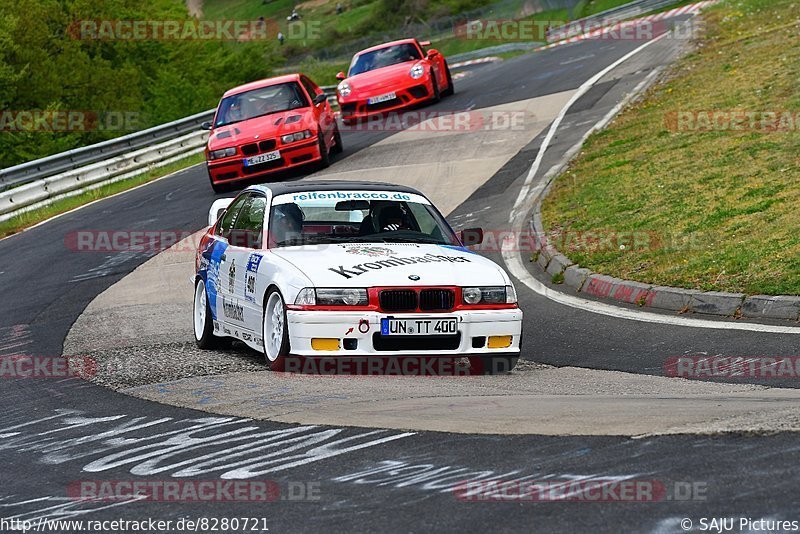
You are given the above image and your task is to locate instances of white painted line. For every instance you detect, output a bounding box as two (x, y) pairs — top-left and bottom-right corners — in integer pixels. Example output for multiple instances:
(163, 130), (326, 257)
(510, 32), (668, 223)
(503, 25), (800, 334)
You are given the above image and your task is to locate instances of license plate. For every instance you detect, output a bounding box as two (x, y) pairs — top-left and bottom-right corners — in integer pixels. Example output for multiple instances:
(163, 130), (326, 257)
(380, 317), (458, 336)
(243, 150), (280, 166)
(367, 92), (396, 105)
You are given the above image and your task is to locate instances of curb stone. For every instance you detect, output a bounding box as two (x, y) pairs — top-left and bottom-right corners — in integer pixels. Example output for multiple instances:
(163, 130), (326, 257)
(545, 253), (573, 278)
(563, 266), (591, 292)
(690, 291), (745, 317)
(741, 295), (800, 321)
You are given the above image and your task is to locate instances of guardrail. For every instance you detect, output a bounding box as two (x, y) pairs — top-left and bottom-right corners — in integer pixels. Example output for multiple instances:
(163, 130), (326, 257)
(0, 88), (339, 222)
(546, 0), (685, 40)
(0, 109), (215, 194)
(0, 0), (688, 223)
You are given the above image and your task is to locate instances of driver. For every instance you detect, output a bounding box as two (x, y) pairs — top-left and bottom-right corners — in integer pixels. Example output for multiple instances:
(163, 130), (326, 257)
(376, 204), (409, 232)
(270, 203), (304, 245)
(225, 97), (243, 123)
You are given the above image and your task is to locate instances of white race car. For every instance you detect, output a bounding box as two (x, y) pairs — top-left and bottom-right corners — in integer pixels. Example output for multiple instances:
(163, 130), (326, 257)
(193, 181), (522, 374)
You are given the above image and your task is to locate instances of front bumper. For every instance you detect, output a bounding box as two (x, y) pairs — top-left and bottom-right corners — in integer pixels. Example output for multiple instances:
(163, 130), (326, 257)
(286, 308), (522, 357)
(207, 139), (321, 185)
(337, 79), (433, 122)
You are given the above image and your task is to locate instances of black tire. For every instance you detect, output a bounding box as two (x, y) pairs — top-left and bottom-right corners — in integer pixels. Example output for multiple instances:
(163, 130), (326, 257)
(262, 288), (290, 371)
(442, 65), (454, 97)
(331, 123), (343, 155)
(193, 279), (232, 350)
(211, 181), (229, 194)
(429, 72), (441, 104)
(317, 129), (331, 169)
(469, 355), (519, 375)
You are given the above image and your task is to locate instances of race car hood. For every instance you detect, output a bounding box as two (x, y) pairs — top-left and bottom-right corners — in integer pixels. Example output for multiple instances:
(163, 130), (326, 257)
(270, 243), (509, 287)
(208, 109), (314, 150)
(345, 61), (422, 94)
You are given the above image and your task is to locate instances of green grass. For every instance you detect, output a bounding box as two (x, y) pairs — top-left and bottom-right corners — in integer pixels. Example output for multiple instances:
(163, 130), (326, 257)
(0, 153), (205, 239)
(541, 0), (800, 296)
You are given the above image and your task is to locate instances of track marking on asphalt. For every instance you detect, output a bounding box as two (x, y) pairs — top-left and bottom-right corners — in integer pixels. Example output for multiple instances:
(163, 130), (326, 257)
(503, 29), (800, 334)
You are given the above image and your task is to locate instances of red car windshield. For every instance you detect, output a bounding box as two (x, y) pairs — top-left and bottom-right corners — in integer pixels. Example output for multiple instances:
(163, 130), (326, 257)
(349, 44), (422, 76)
(215, 82), (309, 127)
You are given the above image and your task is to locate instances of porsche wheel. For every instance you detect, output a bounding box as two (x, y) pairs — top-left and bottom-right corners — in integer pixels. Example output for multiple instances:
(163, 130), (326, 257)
(193, 279), (230, 349)
(429, 72), (441, 104)
(263, 288), (290, 371)
(442, 65), (455, 97)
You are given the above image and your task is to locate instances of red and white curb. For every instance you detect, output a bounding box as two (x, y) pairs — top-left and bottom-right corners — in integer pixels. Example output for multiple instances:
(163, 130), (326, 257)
(536, 1), (717, 52)
(449, 56), (501, 69)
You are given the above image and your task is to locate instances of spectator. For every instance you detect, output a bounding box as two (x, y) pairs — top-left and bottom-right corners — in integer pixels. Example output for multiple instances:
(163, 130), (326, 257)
(277, 31), (285, 45)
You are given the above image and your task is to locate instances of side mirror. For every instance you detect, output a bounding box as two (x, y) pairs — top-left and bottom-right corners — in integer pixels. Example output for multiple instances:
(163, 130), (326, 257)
(313, 93), (328, 105)
(208, 197), (235, 226)
(200, 121), (213, 131)
(419, 40), (431, 47)
(460, 227), (483, 246)
(426, 48), (439, 59)
(335, 71), (346, 80)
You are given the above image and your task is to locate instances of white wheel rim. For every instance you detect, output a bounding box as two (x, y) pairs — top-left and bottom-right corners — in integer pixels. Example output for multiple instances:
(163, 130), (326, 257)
(264, 293), (284, 362)
(193, 281), (207, 341)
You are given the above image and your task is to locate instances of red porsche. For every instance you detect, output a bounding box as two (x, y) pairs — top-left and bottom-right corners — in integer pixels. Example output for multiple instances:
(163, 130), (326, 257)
(335, 38), (454, 124)
(201, 74), (342, 193)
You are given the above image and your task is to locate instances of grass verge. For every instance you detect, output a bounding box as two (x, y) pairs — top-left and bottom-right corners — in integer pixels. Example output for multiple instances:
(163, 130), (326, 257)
(0, 153), (205, 239)
(541, 0), (800, 296)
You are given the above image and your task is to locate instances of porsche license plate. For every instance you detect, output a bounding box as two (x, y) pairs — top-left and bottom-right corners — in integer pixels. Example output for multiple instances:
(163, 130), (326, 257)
(367, 92), (396, 105)
(381, 317), (458, 336)
(243, 150), (280, 167)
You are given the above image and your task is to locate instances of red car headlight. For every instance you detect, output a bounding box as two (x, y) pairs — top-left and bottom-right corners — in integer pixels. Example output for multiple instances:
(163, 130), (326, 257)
(280, 130), (312, 144)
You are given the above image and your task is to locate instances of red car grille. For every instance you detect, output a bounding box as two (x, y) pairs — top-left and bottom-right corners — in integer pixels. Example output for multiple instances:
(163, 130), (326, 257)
(241, 139), (277, 156)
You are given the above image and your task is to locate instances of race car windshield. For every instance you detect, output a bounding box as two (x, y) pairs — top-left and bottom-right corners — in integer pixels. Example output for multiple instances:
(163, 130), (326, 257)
(214, 82), (309, 127)
(268, 196), (460, 248)
(349, 44), (423, 76)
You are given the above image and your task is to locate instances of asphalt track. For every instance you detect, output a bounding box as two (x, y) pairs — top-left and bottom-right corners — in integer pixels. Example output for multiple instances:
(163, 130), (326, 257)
(2, 12), (799, 533)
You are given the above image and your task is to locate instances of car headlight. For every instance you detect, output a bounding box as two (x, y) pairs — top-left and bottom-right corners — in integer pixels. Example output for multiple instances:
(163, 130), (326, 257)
(294, 288), (368, 306)
(462, 286), (516, 305)
(208, 147), (236, 160)
(410, 64), (425, 79)
(281, 130), (312, 144)
(337, 81), (351, 97)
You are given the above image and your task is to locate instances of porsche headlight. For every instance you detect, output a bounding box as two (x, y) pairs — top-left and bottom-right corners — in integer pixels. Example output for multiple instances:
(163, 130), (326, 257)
(209, 147), (236, 160)
(281, 130), (312, 144)
(294, 288), (368, 306)
(337, 81), (351, 97)
(410, 64), (425, 79)
(462, 286), (515, 305)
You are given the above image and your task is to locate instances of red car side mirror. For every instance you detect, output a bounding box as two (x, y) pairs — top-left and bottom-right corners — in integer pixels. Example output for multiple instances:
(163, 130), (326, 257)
(426, 48), (439, 59)
(335, 71), (346, 80)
